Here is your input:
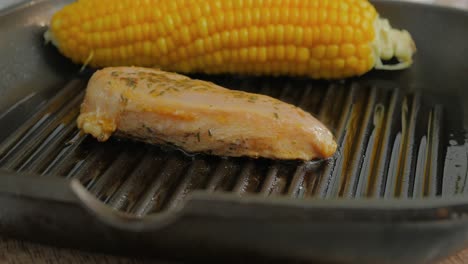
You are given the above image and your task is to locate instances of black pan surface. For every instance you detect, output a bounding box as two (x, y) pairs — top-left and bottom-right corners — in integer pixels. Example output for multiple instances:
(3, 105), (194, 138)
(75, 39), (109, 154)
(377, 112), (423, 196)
(0, 1), (467, 263)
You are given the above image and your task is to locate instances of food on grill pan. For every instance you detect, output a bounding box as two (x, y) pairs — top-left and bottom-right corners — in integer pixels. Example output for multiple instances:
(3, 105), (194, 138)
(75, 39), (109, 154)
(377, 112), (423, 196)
(45, 0), (416, 79)
(77, 67), (337, 160)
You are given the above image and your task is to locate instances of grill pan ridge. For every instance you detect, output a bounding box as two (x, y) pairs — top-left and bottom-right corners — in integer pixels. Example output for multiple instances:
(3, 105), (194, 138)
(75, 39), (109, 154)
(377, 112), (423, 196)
(0, 0), (468, 263)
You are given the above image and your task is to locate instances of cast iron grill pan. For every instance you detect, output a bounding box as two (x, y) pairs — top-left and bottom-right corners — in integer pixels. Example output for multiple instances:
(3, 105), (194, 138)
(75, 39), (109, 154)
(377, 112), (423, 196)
(0, 0), (467, 263)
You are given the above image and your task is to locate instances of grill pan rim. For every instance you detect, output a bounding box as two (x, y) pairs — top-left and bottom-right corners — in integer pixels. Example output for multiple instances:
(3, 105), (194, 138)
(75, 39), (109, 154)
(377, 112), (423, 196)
(3, 169), (468, 222)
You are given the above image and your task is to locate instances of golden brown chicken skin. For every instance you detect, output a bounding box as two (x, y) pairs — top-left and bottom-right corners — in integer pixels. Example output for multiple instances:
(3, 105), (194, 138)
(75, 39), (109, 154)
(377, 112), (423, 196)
(77, 67), (337, 160)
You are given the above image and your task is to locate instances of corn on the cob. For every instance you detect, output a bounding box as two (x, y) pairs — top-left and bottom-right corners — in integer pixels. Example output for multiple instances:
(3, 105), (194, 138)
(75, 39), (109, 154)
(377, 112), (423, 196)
(45, 0), (416, 79)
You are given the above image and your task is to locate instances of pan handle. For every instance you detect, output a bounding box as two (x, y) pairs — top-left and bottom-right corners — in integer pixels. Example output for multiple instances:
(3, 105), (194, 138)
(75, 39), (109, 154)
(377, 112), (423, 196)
(70, 178), (179, 231)
(0, 169), (179, 231)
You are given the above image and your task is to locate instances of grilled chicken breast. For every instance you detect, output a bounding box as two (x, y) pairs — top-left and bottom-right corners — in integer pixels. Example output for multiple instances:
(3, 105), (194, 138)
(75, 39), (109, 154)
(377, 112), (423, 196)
(77, 67), (337, 160)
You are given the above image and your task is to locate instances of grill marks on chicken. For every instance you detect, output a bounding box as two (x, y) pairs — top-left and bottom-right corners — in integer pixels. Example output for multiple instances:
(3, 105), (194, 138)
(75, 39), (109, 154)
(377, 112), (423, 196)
(77, 67), (337, 160)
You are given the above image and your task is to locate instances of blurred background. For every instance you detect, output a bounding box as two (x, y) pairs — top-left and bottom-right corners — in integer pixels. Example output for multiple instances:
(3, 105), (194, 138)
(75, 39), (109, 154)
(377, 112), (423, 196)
(409, 0), (468, 9)
(1, 0), (468, 11)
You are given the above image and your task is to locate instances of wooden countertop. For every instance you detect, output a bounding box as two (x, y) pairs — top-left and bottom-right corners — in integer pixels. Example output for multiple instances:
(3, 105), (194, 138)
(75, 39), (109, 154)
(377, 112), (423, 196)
(0, 236), (467, 264)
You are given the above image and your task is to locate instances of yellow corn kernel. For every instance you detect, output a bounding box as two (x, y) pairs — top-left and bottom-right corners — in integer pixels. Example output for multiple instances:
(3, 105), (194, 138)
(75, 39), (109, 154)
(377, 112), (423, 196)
(179, 26), (192, 44)
(248, 47), (258, 61)
(142, 41), (152, 56)
(346, 56), (359, 70)
(134, 41), (143, 55)
(285, 45), (297, 61)
(303, 28), (314, 45)
(293, 27), (304, 46)
(258, 47), (267, 62)
(257, 28), (267, 45)
(333, 58), (346, 69)
(343, 25), (355, 41)
(213, 51), (223, 64)
(134, 26), (143, 41)
(205, 37), (214, 53)
(309, 59), (320, 71)
(321, 25), (333, 44)
(248, 27), (258, 44)
(141, 23), (150, 39)
(239, 47), (249, 61)
(341, 43), (355, 57)
(275, 46), (285, 60)
(212, 33), (221, 49)
(325, 45), (339, 59)
(284, 25), (294, 43)
(221, 31), (230, 46)
(231, 30), (240, 47)
(197, 18), (209, 37)
(331, 27), (342, 43)
(195, 39), (204, 54)
(297, 47), (310, 62)
(156, 38), (168, 54)
(322, 60), (332, 70)
(266, 46), (275, 60)
(239, 28), (249, 46)
(311, 45), (326, 59)
(357, 44), (372, 59)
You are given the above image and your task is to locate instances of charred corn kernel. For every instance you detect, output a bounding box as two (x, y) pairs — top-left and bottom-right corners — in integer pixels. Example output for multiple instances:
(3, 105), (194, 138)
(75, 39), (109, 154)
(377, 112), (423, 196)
(46, 0), (416, 79)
